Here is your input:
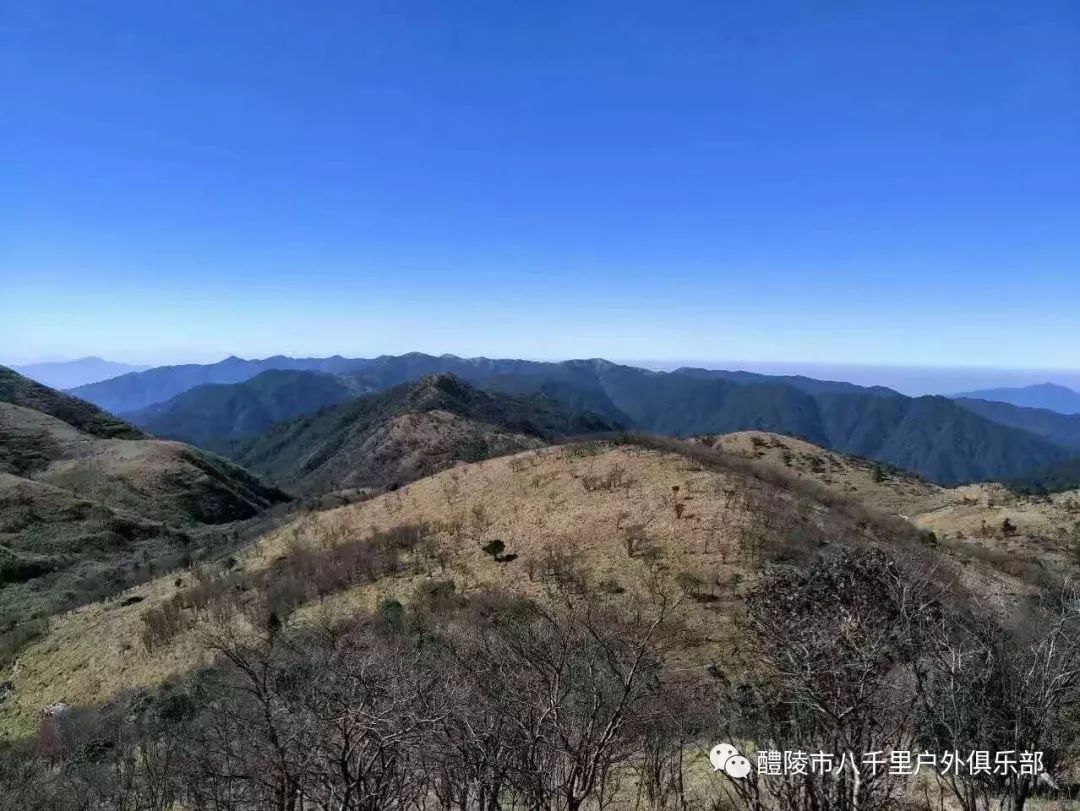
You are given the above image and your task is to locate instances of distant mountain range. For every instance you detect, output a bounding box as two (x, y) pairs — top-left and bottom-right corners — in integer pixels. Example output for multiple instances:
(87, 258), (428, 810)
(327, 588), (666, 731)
(953, 383), (1080, 415)
(127, 369), (368, 445)
(12, 357), (150, 390)
(81, 352), (1080, 488)
(70, 355), (376, 414)
(952, 398), (1080, 450)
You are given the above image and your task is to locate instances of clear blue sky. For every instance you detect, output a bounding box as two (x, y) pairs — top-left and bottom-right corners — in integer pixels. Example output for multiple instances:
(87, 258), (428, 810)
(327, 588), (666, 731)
(2, 0), (1078, 368)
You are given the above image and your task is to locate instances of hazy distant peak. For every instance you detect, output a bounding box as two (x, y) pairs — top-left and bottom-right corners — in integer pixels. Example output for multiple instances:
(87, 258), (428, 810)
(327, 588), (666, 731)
(954, 383), (1080, 415)
(1020, 383), (1079, 396)
(12, 357), (151, 389)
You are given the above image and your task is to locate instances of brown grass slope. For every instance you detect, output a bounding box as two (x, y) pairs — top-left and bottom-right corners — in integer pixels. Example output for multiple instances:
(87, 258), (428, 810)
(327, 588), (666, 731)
(0, 403), (286, 527)
(694, 431), (945, 515)
(4, 432), (1075, 741)
(0, 395), (290, 642)
(701, 430), (1080, 596)
(0, 434), (941, 738)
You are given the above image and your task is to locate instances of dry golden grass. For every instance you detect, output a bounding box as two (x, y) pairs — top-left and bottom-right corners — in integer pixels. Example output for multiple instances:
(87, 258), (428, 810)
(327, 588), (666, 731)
(5, 433), (1078, 742)
(1, 401), (281, 525)
(704, 431), (1080, 599)
(696, 431), (946, 516)
(0, 439), (893, 738)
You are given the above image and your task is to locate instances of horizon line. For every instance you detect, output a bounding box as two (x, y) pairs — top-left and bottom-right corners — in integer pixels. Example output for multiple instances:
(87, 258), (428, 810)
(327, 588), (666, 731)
(6, 351), (1080, 376)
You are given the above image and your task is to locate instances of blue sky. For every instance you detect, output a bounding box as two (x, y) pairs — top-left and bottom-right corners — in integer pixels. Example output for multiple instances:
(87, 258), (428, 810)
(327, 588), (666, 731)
(2, 0), (1078, 371)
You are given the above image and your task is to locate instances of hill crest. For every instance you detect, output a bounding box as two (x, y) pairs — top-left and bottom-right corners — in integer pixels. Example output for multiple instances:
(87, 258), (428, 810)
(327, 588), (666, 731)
(0, 366), (144, 440)
(228, 373), (622, 495)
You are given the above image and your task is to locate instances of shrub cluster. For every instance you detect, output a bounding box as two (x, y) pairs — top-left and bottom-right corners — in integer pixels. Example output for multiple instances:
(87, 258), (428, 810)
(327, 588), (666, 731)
(140, 522), (431, 650)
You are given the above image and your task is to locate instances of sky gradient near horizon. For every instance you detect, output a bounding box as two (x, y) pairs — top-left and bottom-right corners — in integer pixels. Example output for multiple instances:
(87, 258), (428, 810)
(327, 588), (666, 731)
(3, 1), (1078, 370)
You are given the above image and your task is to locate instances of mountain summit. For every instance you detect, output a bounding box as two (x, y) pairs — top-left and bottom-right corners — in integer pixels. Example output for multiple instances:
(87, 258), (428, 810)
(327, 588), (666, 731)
(229, 373), (621, 495)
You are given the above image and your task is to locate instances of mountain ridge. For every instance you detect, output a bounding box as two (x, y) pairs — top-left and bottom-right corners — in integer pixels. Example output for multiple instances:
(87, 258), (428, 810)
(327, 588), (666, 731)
(127, 369), (367, 444)
(954, 397), (1080, 450)
(0, 365), (145, 440)
(69, 355), (374, 414)
(227, 373), (622, 495)
(65, 353), (1080, 487)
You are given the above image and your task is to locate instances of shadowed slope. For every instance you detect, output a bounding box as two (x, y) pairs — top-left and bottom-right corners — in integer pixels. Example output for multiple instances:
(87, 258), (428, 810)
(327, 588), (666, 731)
(127, 369), (365, 444)
(229, 374), (622, 494)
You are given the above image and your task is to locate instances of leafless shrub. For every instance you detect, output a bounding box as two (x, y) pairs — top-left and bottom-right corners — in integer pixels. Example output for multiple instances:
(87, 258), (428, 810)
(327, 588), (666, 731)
(140, 600), (193, 652)
(918, 585), (1080, 811)
(63, 576), (703, 811)
(717, 548), (944, 811)
(138, 523), (433, 650)
(525, 545), (587, 590)
(581, 462), (631, 492)
(621, 522), (648, 558)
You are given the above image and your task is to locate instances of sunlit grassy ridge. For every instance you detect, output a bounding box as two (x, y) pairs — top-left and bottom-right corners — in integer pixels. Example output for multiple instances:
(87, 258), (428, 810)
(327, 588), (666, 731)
(6, 432), (1078, 743)
(0, 437), (906, 738)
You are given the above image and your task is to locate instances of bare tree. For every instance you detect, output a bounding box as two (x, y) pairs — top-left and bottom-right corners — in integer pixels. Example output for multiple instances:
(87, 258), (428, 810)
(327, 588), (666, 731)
(919, 585), (1080, 811)
(717, 549), (944, 811)
(182, 620), (451, 811)
(421, 581), (695, 811)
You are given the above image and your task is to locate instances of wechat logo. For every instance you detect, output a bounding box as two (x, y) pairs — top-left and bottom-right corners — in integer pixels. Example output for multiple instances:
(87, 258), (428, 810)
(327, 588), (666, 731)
(710, 743), (752, 779)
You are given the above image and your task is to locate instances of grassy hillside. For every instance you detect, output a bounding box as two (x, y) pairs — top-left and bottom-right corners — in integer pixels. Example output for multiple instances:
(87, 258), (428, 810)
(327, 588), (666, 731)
(229, 373), (622, 494)
(0, 370), (290, 647)
(703, 431), (1080, 593)
(5, 431), (1074, 742)
(0, 403), (285, 526)
(0, 366), (143, 440)
(127, 368), (365, 444)
(0, 435), (933, 738)
(0, 402), (289, 634)
(4, 433), (1078, 809)
(695, 430), (945, 515)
